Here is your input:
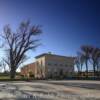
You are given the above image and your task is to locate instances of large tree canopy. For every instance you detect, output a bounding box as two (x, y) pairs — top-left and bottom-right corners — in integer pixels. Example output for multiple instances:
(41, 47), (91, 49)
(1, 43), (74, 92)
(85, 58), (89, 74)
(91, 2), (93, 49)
(0, 21), (42, 79)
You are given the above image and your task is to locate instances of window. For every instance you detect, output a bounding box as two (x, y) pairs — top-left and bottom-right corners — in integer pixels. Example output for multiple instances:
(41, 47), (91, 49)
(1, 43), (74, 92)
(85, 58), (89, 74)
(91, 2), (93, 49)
(37, 62), (39, 66)
(70, 65), (73, 67)
(48, 69), (51, 72)
(54, 64), (57, 66)
(59, 69), (63, 75)
(65, 64), (68, 66)
(48, 63), (51, 66)
(54, 68), (57, 72)
(41, 60), (43, 67)
(60, 64), (63, 66)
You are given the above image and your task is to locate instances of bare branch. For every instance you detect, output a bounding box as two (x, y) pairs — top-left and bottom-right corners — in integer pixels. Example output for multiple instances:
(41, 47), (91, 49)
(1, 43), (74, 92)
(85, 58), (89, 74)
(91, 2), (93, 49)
(0, 20), (42, 79)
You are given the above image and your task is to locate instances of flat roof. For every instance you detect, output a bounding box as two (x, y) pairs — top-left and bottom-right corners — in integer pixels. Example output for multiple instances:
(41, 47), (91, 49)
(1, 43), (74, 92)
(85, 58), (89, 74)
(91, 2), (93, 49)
(21, 62), (35, 69)
(35, 53), (76, 59)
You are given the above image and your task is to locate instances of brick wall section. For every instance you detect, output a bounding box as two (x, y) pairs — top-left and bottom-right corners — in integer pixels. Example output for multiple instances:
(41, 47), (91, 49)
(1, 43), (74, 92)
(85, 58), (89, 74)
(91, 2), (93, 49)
(21, 63), (36, 77)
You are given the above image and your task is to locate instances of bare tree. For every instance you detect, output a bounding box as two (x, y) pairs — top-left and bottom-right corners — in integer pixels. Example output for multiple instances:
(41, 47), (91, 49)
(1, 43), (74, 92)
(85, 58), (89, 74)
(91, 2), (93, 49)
(1, 21), (42, 79)
(75, 57), (81, 73)
(96, 57), (100, 77)
(90, 47), (100, 77)
(77, 52), (84, 72)
(80, 45), (92, 77)
(75, 54), (84, 77)
(91, 47), (98, 76)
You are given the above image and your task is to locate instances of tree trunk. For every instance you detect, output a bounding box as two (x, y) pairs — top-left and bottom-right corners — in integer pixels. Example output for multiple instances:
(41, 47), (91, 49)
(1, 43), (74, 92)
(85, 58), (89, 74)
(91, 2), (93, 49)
(93, 62), (96, 77)
(81, 64), (83, 72)
(80, 64), (83, 77)
(97, 64), (100, 78)
(86, 61), (88, 78)
(10, 67), (16, 79)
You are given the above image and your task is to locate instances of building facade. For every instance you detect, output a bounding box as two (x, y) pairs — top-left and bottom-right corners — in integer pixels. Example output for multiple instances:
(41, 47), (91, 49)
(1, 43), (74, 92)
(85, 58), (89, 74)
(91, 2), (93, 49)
(21, 53), (75, 79)
(21, 63), (36, 78)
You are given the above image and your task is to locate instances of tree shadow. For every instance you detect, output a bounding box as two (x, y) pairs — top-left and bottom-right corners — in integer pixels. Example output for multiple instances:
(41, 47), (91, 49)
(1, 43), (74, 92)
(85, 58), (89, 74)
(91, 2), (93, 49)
(48, 81), (100, 90)
(0, 84), (54, 100)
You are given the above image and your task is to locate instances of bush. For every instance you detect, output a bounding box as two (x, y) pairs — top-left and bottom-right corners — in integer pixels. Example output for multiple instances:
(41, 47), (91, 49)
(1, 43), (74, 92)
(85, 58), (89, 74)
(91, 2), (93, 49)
(29, 74), (34, 78)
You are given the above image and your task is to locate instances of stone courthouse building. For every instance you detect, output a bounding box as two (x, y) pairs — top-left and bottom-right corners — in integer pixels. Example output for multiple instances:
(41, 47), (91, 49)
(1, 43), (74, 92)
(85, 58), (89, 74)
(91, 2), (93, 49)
(21, 53), (75, 79)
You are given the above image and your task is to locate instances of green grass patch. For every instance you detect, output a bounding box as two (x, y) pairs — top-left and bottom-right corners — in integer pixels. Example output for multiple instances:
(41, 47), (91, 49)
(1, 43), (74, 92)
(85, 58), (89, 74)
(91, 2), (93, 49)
(0, 76), (10, 79)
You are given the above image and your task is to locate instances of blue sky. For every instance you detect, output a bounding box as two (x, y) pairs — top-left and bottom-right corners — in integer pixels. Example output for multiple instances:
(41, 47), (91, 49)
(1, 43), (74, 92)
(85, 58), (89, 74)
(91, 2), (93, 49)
(0, 0), (100, 70)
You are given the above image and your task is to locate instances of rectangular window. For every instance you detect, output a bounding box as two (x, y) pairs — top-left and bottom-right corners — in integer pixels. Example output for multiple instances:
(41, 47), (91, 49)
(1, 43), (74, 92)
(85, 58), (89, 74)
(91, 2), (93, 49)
(54, 64), (57, 66)
(48, 63), (51, 66)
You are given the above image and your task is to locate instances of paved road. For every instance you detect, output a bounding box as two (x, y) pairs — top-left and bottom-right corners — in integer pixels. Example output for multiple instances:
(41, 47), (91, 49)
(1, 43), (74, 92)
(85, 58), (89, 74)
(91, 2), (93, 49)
(0, 80), (99, 100)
